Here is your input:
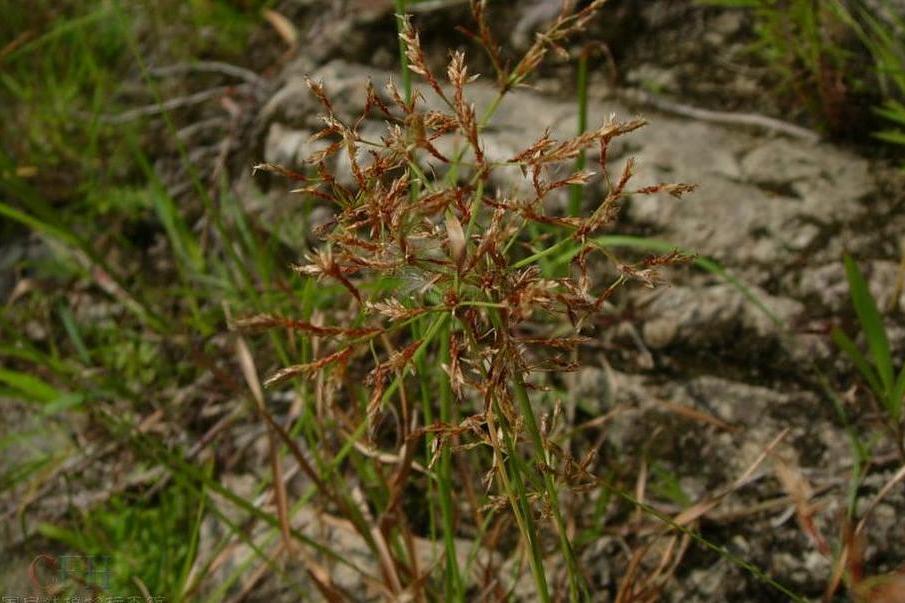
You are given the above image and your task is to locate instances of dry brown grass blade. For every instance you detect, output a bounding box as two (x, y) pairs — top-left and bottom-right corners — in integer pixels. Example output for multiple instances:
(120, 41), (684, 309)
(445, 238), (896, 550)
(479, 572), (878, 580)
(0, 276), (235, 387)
(614, 544), (652, 603)
(673, 428), (789, 527)
(855, 462), (905, 538)
(236, 336), (294, 555)
(774, 456), (829, 555)
(823, 464), (905, 601)
(231, 313), (382, 338)
(132, 576), (154, 603)
(352, 485), (404, 595)
(614, 531), (692, 603)
(657, 400), (737, 432)
(823, 463), (905, 602)
(446, 210), (467, 270)
(262, 8), (298, 51)
(632, 457), (649, 527)
(250, 399), (403, 596)
(824, 541), (849, 603)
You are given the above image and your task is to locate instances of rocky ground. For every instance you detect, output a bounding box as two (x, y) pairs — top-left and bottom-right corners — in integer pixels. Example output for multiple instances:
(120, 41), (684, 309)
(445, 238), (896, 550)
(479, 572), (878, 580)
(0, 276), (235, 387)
(3, 1), (905, 600)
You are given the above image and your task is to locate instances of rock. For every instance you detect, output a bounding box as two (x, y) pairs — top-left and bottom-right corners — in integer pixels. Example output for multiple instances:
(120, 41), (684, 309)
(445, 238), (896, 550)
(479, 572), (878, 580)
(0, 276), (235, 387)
(793, 262), (849, 311)
(627, 177), (788, 267)
(741, 139), (826, 185)
(710, 10), (745, 38)
(264, 123), (311, 166)
(565, 365), (613, 414)
(741, 138), (873, 220)
(638, 284), (802, 351)
(793, 258), (905, 324)
(259, 77), (319, 128)
(626, 63), (679, 95)
(672, 376), (792, 425)
(865, 260), (905, 314)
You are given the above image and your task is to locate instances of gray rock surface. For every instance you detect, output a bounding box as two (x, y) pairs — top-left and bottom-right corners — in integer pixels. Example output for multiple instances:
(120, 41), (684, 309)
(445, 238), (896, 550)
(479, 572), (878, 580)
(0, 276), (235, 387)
(637, 283), (802, 351)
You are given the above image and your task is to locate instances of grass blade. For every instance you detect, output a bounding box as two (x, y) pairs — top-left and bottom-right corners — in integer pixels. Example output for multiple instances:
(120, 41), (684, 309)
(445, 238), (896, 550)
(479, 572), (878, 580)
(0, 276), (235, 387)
(0, 368), (66, 404)
(843, 254), (893, 394)
(893, 363), (905, 420)
(832, 327), (884, 396)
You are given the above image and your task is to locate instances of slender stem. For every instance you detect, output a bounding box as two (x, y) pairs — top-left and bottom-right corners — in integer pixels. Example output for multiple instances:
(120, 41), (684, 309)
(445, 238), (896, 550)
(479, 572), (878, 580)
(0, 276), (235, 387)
(511, 373), (588, 601)
(485, 304), (586, 599)
(479, 90), (505, 128)
(484, 397), (552, 603)
(569, 50), (589, 217)
(450, 305), (550, 601)
(463, 179), (485, 256)
(457, 300), (506, 308)
(513, 237), (575, 269)
(437, 326), (465, 600)
(393, 0), (412, 104)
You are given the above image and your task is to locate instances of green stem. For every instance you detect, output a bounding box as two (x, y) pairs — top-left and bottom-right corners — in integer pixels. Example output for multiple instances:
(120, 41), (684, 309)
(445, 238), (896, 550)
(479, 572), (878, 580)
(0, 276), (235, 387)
(511, 373), (588, 601)
(513, 237), (575, 269)
(437, 326), (465, 600)
(495, 407), (552, 603)
(481, 309), (552, 602)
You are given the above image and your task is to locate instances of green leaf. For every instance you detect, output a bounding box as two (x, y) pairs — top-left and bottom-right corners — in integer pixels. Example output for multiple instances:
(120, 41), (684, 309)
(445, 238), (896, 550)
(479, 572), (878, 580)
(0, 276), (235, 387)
(37, 522), (90, 552)
(832, 327), (883, 396)
(892, 363), (905, 420)
(875, 100), (905, 127)
(0, 368), (64, 404)
(843, 255), (894, 395)
(873, 129), (905, 146)
(42, 393), (86, 415)
(59, 304), (92, 364)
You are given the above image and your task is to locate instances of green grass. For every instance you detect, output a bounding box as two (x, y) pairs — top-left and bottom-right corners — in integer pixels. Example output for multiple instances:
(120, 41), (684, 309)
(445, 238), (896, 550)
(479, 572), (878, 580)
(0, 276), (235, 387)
(833, 255), (905, 446)
(698, 0), (860, 134)
(37, 480), (205, 598)
(0, 1), (323, 598)
(838, 3), (905, 165)
(700, 0), (905, 161)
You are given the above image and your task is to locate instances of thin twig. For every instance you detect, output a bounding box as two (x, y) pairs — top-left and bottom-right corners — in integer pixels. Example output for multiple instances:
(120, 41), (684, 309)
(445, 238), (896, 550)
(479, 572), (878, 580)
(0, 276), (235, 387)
(616, 87), (822, 143)
(148, 60), (266, 86)
(95, 84), (250, 124)
(408, 0), (469, 12)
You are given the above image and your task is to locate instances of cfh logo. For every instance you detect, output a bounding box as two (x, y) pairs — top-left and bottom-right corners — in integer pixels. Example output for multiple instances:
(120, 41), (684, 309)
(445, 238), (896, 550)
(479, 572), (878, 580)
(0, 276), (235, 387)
(28, 553), (111, 592)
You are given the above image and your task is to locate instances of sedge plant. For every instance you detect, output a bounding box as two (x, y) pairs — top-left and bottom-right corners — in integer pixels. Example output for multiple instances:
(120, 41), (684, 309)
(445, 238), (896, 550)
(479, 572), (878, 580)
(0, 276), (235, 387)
(246, 1), (701, 599)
